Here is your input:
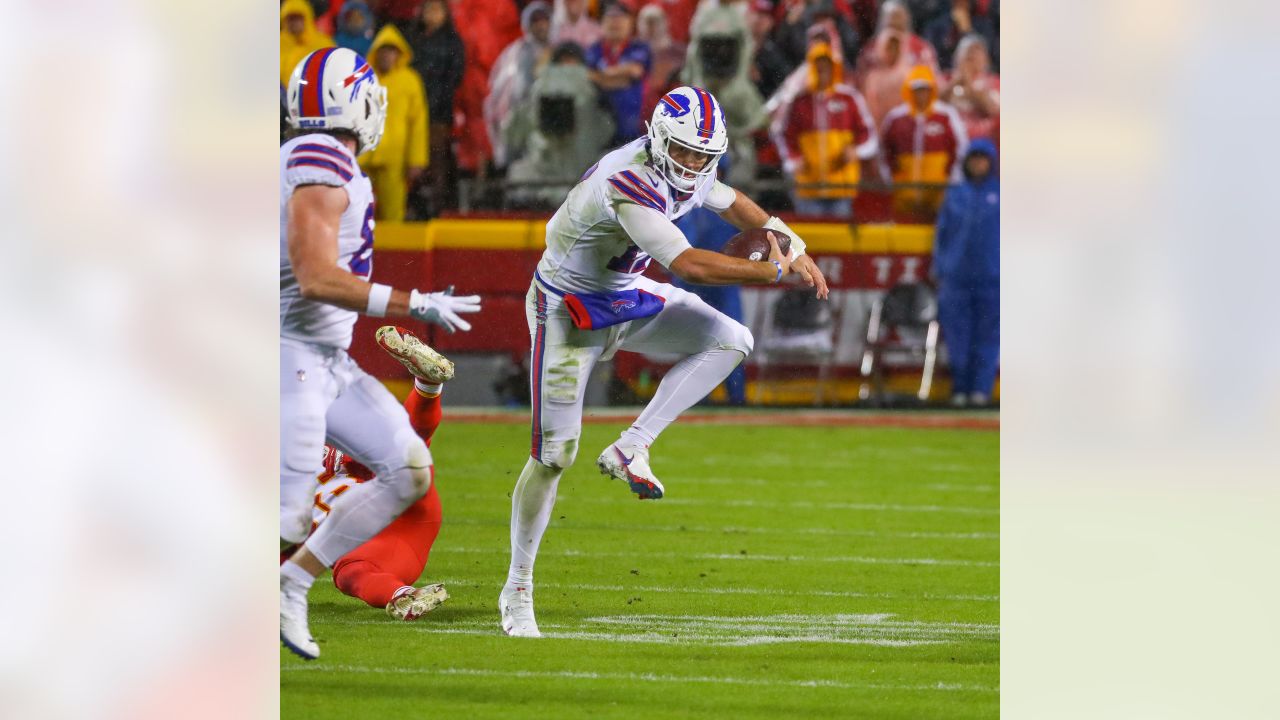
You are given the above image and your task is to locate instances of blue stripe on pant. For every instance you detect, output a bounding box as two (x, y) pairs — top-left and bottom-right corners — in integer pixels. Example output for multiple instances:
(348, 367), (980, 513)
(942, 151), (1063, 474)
(530, 288), (547, 460)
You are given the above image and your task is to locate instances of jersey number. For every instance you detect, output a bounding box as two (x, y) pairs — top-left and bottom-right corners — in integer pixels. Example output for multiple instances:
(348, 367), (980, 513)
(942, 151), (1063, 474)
(607, 242), (652, 274)
(349, 203), (375, 279)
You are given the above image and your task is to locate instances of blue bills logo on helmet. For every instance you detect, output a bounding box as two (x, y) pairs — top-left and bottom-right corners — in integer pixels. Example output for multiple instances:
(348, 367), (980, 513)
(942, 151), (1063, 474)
(659, 92), (693, 118)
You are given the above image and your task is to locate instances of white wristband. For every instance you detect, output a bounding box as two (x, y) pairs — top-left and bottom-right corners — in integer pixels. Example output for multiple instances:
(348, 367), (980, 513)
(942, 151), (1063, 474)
(366, 283), (392, 317)
(765, 216), (806, 258)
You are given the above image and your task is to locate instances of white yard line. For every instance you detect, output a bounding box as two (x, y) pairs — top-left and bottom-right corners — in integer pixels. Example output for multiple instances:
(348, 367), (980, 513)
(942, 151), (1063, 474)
(446, 517), (999, 541)
(448, 493), (999, 515)
(440, 546), (999, 568)
(424, 578), (1000, 603)
(282, 663), (999, 693)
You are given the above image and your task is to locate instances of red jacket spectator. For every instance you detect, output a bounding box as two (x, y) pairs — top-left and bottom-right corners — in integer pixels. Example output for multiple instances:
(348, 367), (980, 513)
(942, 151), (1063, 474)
(449, 0), (521, 172)
(778, 42), (878, 202)
(879, 64), (966, 220)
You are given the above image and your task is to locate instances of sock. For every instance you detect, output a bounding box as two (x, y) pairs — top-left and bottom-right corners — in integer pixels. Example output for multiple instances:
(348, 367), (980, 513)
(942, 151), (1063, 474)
(281, 559), (315, 590)
(506, 457), (563, 591)
(332, 559), (406, 607)
(331, 486), (442, 608)
(404, 384), (444, 447)
(413, 378), (442, 397)
(620, 348), (745, 448)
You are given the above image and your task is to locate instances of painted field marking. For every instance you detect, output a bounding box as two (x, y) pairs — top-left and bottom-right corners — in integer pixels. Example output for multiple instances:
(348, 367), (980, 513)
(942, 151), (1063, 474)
(449, 493), (998, 515)
(282, 663), (999, 693)
(667, 476), (997, 494)
(446, 516), (999, 541)
(425, 578), (1000, 603)
(440, 546), (999, 568)
(323, 612), (998, 649)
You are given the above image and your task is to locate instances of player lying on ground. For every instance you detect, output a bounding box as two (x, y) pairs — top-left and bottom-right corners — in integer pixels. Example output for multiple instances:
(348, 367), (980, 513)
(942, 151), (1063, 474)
(282, 327), (454, 621)
(279, 47), (481, 660)
(500, 85), (831, 637)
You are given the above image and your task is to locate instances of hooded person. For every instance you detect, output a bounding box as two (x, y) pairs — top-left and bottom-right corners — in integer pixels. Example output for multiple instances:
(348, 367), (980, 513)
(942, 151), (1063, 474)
(486, 1), (554, 168)
(878, 64), (966, 220)
(403, 0), (466, 209)
(637, 3), (687, 120)
(551, 0), (602, 48)
(358, 24), (429, 221)
(280, 0), (335, 87)
(776, 41), (878, 218)
(334, 1), (376, 57)
(505, 50), (615, 208)
(681, 2), (765, 187)
(932, 138), (998, 406)
(854, 0), (941, 124)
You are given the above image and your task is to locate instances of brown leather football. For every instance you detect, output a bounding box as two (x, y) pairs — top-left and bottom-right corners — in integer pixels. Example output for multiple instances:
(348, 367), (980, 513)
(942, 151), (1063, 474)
(720, 227), (791, 262)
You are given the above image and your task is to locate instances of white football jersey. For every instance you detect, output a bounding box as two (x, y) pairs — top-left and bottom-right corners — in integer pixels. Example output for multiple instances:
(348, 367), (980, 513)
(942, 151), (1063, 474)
(279, 133), (377, 350)
(536, 137), (717, 294)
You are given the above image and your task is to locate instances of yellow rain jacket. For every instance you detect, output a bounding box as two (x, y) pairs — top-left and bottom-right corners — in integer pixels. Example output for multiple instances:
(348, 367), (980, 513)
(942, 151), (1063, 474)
(879, 65), (967, 217)
(781, 43), (878, 200)
(358, 24), (429, 222)
(280, 0), (334, 87)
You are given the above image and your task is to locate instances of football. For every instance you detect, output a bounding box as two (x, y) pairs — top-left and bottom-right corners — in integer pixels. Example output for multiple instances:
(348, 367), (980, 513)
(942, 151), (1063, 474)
(720, 227), (792, 262)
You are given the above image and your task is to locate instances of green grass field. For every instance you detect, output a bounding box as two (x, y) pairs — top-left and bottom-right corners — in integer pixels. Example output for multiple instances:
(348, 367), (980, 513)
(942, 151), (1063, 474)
(282, 414), (999, 719)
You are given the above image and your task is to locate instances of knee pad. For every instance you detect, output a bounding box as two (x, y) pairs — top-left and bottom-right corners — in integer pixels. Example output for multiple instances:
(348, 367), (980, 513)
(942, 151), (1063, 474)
(401, 439), (433, 502)
(536, 438), (579, 471)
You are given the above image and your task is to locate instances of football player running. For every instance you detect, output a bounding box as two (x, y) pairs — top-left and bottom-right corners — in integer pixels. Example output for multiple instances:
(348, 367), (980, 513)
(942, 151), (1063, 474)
(279, 47), (480, 660)
(500, 86), (830, 637)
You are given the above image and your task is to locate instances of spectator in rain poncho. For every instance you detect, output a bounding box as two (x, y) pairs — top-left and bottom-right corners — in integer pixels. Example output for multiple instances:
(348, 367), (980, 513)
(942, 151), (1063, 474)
(637, 3), (687, 120)
(764, 19), (847, 159)
(486, 1), (554, 168)
(280, 0), (334, 87)
(854, 0), (940, 125)
(681, 2), (765, 187)
(551, 0), (602, 49)
(933, 138), (999, 407)
(505, 45), (615, 208)
(940, 33), (999, 142)
(358, 24), (429, 221)
(333, 1), (375, 58)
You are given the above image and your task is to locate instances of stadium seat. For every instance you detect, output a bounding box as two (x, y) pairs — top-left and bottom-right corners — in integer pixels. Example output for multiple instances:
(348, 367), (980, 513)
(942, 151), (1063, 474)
(752, 287), (845, 406)
(858, 281), (940, 405)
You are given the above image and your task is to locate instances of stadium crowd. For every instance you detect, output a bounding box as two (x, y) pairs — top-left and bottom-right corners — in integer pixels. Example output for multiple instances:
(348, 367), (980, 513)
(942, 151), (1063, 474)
(281, 0), (999, 223)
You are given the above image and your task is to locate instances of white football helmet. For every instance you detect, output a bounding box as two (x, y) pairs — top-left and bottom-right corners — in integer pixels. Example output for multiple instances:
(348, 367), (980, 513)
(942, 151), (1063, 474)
(286, 47), (388, 154)
(646, 85), (729, 193)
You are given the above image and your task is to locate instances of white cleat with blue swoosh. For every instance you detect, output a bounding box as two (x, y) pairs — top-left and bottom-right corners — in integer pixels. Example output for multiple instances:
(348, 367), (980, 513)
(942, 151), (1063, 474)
(596, 443), (665, 500)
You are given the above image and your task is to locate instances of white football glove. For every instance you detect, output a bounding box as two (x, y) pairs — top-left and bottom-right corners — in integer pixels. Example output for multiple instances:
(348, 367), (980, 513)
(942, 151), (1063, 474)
(409, 288), (481, 333)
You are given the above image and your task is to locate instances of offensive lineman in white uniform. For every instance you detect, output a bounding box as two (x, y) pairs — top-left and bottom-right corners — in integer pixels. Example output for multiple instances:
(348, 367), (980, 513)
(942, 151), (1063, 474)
(278, 47), (480, 659)
(500, 86), (830, 637)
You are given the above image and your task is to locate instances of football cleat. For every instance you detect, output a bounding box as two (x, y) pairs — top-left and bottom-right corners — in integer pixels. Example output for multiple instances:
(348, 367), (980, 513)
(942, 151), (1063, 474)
(596, 443), (665, 500)
(280, 573), (319, 660)
(375, 325), (455, 384)
(499, 585), (542, 638)
(386, 583), (449, 621)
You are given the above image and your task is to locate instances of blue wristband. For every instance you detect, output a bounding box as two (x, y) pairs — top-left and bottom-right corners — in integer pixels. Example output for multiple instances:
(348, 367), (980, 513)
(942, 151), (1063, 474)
(771, 260), (783, 283)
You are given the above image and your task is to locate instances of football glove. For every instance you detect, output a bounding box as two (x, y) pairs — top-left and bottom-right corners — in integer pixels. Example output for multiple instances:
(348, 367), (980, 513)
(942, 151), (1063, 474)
(409, 288), (481, 333)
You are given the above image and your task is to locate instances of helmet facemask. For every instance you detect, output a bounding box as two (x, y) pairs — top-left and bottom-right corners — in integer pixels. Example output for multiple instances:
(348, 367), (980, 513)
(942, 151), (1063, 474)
(648, 120), (724, 194)
(356, 84), (388, 154)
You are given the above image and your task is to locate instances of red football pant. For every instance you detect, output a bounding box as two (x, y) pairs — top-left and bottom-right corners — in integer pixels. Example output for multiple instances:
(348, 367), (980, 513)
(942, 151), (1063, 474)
(332, 389), (444, 607)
